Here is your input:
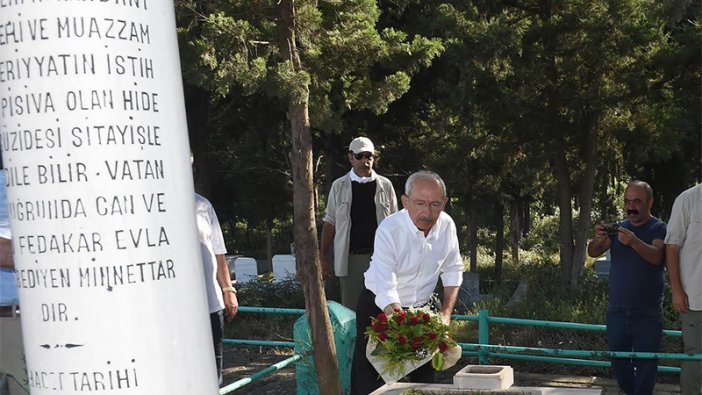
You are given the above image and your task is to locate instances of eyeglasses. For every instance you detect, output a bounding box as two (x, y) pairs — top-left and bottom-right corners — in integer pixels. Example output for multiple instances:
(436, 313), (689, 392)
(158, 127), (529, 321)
(353, 152), (374, 160)
(409, 199), (443, 210)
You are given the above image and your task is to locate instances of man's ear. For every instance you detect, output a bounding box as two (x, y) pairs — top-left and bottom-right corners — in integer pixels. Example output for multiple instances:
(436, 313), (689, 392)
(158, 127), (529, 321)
(401, 194), (409, 209)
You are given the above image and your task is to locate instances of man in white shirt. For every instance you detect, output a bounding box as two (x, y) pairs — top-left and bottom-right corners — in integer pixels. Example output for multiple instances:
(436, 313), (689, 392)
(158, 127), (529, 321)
(195, 193), (239, 384)
(665, 183), (702, 394)
(350, 171), (464, 394)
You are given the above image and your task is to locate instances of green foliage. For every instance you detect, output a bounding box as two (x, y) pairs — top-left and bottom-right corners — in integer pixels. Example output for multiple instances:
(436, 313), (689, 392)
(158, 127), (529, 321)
(237, 277), (306, 308)
(177, 0), (701, 289)
(269, 61), (312, 105)
(225, 277), (305, 340)
(520, 213), (562, 256)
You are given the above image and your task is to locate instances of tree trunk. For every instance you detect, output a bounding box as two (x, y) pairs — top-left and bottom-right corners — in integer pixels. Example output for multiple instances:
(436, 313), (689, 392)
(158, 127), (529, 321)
(510, 200), (520, 265)
(553, 151), (576, 286)
(467, 200), (478, 273)
(266, 218), (273, 264)
(279, 1), (341, 394)
(495, 203), (504, 283)
(571, 123), (600, 285)
(521, 199), (531, 237)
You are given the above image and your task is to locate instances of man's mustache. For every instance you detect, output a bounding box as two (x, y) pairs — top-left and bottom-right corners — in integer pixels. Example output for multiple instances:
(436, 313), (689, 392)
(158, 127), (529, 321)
(627, 209), (639, 216)
(418, 216), (433, 222)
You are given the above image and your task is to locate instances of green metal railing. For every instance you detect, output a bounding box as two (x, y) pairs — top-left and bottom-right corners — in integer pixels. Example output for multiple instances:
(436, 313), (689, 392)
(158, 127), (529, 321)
(219, 306), (305, 394)
(454, 309), (700, 373)
(220, 306), (701, 393)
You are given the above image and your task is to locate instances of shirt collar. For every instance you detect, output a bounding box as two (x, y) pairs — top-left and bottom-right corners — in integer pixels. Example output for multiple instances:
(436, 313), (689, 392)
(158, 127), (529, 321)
(349, 169), (377, 184)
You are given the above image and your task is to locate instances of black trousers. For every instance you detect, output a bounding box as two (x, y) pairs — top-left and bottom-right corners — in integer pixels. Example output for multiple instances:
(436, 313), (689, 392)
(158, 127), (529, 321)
(210, 310), (224, 386)
(350, 288), (435, 395)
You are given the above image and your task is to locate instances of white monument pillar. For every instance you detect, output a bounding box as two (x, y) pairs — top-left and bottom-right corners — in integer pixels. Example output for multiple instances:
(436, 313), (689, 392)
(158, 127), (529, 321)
(0, 1), (219, 393)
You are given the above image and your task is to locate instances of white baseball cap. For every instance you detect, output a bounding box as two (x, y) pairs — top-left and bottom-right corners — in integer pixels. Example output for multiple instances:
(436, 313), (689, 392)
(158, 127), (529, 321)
(349, 137), (375, 154)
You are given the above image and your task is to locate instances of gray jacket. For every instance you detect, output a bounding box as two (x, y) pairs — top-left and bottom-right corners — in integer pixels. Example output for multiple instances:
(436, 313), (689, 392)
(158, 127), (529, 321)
(322, 172), (397, 276)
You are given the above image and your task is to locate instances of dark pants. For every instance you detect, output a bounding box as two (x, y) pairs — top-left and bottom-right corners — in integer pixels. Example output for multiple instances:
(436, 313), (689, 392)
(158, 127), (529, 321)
(606, 307), (662, 395)
(350, 289), (435, 395)
(210, 310), (224, 386)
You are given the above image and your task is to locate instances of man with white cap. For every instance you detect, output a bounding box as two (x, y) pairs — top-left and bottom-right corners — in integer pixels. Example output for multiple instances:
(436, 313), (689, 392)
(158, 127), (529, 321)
(320, 137), (397, 310)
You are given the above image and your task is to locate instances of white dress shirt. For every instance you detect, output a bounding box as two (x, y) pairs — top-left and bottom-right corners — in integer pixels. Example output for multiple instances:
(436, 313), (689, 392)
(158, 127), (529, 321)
(664, 183), (702, 310)
(195, 193), (228, 313)
(364, 209), (464, 310)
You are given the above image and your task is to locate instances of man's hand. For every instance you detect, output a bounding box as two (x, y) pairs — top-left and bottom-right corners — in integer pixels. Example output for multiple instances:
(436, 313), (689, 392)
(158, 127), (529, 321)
(223, 291), (239, 321)
(320, 256), (331, 279)
(440, 309), (452, 325)
(383, 303), (402, 316)
(616, 227), (638, 247)
(593, 223), (609, 244)
(672, 288), (689, 313)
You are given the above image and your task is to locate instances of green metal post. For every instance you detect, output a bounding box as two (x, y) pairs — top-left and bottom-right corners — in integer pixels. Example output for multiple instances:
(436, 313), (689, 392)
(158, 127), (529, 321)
(478, 309), (489, 365)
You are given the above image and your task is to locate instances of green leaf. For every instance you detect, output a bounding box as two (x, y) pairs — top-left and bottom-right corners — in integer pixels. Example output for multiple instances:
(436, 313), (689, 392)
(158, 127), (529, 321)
(431, 352), (445, 371)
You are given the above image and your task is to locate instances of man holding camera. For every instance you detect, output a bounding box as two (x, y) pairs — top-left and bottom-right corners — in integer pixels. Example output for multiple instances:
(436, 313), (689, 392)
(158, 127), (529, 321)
(587, 180), (666, 395)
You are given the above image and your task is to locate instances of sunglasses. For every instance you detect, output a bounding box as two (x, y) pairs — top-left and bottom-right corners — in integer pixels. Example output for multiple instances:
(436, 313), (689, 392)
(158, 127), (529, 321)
(353, 152), (374, 160)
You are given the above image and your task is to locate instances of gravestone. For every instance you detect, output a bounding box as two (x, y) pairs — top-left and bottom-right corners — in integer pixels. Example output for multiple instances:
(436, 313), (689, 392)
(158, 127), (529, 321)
(273, 254), (296, 282)
(294, 301), (356, 394)
(458, 272), (481, 309)
(233, 257), (259, 283)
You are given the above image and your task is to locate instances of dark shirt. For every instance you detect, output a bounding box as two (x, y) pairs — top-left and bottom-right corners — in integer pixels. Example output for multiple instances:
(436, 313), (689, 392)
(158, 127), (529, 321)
(608, 217), (667, 309)
(349, 180), (377, 250)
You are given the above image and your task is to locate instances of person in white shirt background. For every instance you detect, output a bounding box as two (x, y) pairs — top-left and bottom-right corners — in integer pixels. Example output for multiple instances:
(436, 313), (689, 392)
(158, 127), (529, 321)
(0, 165), (27, 394)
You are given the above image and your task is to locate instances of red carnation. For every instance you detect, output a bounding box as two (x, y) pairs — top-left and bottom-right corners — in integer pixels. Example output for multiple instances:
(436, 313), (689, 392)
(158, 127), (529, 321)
(397, 334), (407, 345)
(377, 312), (388, 323)
(411, 336), (424, 349)
(395, 314), (405, 325)
(438, 341), (448, 353)
(372, 321), (387, 333)
(409, 315), (421, 325)
(378, 332), (388, 342)
(422, 313), (431, 323)
(426, 332), (437, 341)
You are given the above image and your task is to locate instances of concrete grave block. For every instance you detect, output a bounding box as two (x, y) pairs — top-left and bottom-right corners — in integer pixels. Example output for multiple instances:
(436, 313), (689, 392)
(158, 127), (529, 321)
(454, 364), (514, 390)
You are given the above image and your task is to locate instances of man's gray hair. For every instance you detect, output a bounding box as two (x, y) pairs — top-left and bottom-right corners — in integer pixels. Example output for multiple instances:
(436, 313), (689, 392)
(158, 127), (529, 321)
(405, 171), (447, 198)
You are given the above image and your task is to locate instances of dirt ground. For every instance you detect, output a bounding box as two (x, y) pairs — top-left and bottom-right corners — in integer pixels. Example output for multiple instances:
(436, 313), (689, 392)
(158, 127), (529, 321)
(220, 346), (682, 394)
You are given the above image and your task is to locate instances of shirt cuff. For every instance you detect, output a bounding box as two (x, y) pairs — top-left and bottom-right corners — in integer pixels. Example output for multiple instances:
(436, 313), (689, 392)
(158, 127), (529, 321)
(441, 271), (464, 288)
(374, 290), (400, 311)
(664, 235), (684, 246)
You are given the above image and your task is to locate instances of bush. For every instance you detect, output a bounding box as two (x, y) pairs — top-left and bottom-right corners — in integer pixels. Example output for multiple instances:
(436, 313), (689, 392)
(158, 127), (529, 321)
(225, 276), (305, 341)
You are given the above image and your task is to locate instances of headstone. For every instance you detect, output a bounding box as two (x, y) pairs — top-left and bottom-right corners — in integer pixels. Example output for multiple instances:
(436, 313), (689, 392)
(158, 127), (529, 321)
(233, 257), (258, 283)
(273, 254), (296, 282)
(594, 257), (611, 280)
(294, 301), (355, 395)
(458, 272), (481, 309)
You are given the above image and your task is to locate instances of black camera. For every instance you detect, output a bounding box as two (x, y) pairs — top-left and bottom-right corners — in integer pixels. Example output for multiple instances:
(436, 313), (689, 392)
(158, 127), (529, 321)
(603, 222), (620, 235)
